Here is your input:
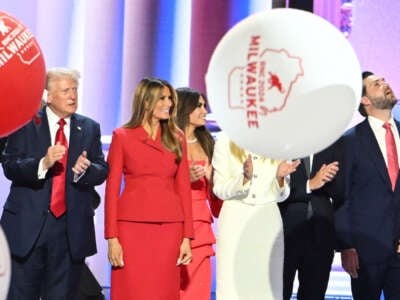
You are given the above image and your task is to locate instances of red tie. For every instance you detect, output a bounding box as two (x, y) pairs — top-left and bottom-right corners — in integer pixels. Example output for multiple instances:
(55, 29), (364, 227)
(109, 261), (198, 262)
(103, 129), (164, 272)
(50, 119), (68, 217)
(383, 122), (399, 191)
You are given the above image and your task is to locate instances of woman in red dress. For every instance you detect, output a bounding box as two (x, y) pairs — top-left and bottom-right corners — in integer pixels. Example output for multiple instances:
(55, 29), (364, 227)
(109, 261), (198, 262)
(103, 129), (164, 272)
(105, 78), (194, 300)
(176, 87), (222, 300)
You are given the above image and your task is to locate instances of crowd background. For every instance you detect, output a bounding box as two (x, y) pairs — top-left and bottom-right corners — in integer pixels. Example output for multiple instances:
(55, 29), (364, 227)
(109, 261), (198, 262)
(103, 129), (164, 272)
(1, 0), (400, 297)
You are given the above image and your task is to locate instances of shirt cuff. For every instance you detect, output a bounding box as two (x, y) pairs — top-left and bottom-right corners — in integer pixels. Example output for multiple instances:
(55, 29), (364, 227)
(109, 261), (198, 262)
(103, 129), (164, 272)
(306, 179), (311, 194)
(38, 158), (48, 179)
(73, 171), (86, 183)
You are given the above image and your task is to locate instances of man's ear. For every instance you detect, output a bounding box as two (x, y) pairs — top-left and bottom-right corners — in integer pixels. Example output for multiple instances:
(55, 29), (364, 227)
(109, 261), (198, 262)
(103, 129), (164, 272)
(46, 92), (53, 104)
(41, 89), (49, 105)
(360, 95), (370, 106)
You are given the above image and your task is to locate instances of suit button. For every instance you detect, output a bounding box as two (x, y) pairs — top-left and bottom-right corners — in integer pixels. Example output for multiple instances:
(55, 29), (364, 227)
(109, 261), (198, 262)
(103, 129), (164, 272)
(253, 174), (258, 178)
(252, 194), (256, 198)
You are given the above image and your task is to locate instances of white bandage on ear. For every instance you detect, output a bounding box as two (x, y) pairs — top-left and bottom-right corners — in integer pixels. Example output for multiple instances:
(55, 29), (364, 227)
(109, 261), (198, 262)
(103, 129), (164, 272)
(42, 89), (48, 103)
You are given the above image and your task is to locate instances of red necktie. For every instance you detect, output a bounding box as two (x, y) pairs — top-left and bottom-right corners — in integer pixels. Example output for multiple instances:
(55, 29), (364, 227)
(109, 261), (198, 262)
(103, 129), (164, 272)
(50, 119), (68, 217)
(383, 122), (399, 191)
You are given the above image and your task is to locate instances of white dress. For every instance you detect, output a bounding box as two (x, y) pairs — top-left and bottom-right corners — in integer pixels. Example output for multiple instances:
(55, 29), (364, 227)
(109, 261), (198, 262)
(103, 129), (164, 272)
(212, 133), (289, 300)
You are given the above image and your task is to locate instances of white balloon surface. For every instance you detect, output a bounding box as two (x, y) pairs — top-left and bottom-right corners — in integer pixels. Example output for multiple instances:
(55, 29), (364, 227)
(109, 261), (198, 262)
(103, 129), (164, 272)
(0, 227), (11, 299)
(206, 8), (361, 159)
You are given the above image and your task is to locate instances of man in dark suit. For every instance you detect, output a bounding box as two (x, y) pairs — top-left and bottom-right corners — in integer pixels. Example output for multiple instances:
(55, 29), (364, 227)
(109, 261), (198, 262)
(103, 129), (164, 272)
(335, 71), (400, 300)
(0, 67), (109, 299)
(0, 137), (7, 163)
(0, 137), (6, 154)
(279, 146), (340, 300)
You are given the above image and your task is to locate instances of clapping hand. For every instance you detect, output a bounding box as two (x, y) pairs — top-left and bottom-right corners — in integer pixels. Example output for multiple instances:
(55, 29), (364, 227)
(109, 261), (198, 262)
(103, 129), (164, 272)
(309, 161), (339, 190)
(42, 142), (67, 170)
(276, 159), (301, 179)
(72, 150), (91, 175)
(189, 162), (206, 182)
(242, 154), (253, 184)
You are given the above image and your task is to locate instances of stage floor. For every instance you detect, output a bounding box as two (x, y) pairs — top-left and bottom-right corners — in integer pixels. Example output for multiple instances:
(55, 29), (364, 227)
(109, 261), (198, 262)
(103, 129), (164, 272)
(101, 289), (356, 300)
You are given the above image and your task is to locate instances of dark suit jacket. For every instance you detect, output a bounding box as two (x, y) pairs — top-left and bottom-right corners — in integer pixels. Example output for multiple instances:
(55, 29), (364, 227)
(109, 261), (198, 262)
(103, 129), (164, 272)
(0, 108), (109, 260)
(0, 137), (6, 162)
(279, 143), (342, 248)
(335, 119), (400, 263)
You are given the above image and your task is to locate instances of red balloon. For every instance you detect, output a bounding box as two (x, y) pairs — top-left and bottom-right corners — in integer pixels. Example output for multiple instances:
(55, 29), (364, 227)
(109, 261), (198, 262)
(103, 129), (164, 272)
(0, 11), (46, 137)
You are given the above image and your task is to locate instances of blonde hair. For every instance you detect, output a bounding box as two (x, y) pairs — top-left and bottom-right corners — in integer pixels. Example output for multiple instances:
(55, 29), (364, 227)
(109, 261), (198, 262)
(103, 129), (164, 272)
(46, 67), (80, 92)
(229, 140), (269, 163)
(124, 77), (183, 162)
(229, 140), (247, 163)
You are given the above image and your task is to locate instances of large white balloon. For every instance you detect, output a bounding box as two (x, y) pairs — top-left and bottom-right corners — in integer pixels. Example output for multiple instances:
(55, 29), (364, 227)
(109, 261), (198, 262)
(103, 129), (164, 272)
(206, 8), (361, 159)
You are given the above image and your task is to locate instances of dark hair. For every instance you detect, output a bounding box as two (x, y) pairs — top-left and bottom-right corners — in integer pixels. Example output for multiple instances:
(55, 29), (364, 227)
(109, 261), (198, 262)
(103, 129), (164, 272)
(358, 71), (374, 117)
(176, 87), (215, 161)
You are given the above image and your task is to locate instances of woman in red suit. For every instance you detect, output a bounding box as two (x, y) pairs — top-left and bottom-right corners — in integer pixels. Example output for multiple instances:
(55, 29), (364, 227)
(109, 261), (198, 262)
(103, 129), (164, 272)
(105, 78), (194, 300)
(176, 87), (222, 300)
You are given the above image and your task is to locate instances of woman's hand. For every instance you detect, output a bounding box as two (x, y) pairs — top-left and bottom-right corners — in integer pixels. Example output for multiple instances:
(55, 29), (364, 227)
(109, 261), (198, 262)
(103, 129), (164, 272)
(276, 159), (300, 186)
(204, 163), (212, 182)
(243, 154), (253, 185)
(177, 238), (192, 265)
(189, 162), (206, 182)
(107, 237), (124, 267)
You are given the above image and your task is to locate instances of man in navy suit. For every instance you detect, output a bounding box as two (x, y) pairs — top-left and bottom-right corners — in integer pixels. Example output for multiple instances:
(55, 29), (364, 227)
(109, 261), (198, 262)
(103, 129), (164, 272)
(0, 137), (6, 162)
(0, 67), (109, 299)
(335, 71), (400, 300)
(279, 146), (340, 300)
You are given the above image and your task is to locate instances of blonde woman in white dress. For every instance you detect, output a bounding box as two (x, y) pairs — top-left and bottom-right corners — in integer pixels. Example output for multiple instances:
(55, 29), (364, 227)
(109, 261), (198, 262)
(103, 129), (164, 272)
(212, 132), (300, 300)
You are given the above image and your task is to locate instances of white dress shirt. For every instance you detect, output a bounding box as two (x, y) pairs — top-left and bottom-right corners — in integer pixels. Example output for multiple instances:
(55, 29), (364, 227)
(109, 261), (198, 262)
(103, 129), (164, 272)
(38, 107), (71, 178)
(368, 115), (400, 168)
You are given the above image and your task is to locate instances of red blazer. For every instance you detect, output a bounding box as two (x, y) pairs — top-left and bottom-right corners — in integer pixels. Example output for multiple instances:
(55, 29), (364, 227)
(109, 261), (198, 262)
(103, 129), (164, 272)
(104, 126), (194, 239)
